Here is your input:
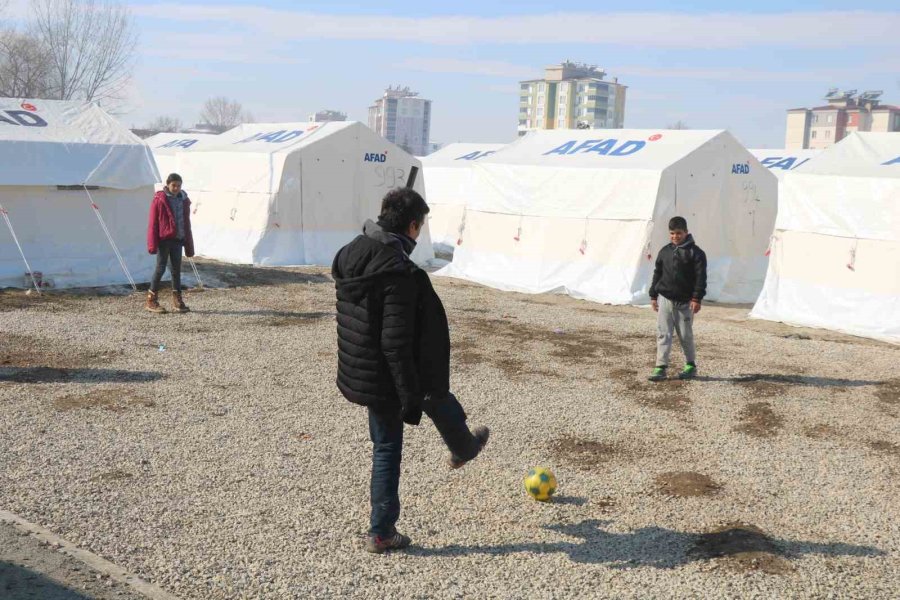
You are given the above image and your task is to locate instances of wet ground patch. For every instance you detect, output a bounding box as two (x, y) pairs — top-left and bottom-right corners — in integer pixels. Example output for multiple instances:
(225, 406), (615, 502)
(655, 472), (721, 497)
(550, 435), (626, 471)
(734, 402), (783, 438)
(264, 311), (334, 327)
(803, 424), (844, 440)
(690, 523), (793, 574)
(53, 387), (154, 412)
(875, 380), (899, 405)
(867, 440), (900, 458)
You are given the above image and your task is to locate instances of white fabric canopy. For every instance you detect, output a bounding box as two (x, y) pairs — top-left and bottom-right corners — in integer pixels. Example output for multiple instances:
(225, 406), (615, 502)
(0, 97), (157, 288)
(751, 132), (900, 343)
(145, 132), (219, 182)
(438, 129), (778, 305)
(420, 143), (507, 251)
(0, 98), (158, 188)
(170, 121), (434, 266)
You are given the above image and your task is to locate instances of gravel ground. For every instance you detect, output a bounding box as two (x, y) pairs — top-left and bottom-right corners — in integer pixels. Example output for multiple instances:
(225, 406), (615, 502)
(0, 520), (148, 600)
(1, 260), (898, 599)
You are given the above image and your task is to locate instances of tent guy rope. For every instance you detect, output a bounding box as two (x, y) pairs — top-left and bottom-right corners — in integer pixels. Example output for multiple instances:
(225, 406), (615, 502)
(83, 186), (137, 291)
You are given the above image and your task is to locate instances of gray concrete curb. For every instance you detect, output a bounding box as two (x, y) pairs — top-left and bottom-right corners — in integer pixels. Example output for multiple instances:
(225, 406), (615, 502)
(0, 509), (180, 600)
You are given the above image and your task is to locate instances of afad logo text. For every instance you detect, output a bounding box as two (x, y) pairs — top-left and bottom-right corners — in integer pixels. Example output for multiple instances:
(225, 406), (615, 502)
(364, 151), (388, 163)
(159, 139), (200, 149)
(883, 156), (900, 166)
(543, 138), (646, 157)
(0, 110), (47, 127)
(455, 150), (496, 161)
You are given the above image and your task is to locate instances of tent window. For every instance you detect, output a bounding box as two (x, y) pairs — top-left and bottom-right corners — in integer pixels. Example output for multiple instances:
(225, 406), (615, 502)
(57, 185), (99, 191)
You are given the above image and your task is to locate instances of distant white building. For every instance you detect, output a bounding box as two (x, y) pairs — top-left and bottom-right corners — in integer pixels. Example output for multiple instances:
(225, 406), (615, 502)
(368, 86), (432, 157)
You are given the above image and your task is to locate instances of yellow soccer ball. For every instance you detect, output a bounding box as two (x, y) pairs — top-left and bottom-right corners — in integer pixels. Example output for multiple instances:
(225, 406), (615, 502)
(524, 467), (557, 502)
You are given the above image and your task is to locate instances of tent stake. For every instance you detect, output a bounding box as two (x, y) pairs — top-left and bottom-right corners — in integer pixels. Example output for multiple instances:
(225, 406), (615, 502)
(0, 203), (41, 294)
(83, 187), (137, 291)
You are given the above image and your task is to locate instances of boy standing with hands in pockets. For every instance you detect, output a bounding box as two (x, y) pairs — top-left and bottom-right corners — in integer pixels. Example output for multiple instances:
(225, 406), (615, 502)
(648, 216), (707, 382)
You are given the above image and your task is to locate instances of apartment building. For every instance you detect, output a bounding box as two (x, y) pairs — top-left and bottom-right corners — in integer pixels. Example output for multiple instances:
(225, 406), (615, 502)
(368, 86), (432, 156)
(786, 89), (900, 149)
(518, 61), (626, 136)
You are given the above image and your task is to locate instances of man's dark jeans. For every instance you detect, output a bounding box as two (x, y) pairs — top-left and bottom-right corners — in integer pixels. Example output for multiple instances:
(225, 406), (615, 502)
(150, 239), (183, 293)
(368, 392), (478, 537)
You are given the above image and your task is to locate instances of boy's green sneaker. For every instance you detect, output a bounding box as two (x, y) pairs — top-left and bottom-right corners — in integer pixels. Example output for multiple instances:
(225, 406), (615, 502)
(678, 363), (697, 380)
(648, 366), (667, 382)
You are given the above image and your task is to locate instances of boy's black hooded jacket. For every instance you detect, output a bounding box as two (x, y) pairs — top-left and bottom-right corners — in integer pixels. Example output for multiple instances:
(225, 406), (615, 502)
(332, 220), (450, 425)
(649, 234), (708, 303)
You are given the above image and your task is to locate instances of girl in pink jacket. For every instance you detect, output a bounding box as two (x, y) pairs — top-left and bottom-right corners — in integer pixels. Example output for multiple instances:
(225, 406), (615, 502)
(146, 173), (195, 313)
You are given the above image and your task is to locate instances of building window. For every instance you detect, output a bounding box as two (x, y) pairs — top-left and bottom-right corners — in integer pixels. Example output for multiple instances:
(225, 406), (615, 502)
(519, 119), (527, 126)
(826, 130), (831, 138)
(577, 83), (586, 93)
(811, 130), (817, 139)
(812, 114), (819, 124)
(519, 96), (529, 103)
(538, 83), (545, 92)
(558, 107), (566, 117)
(520, 83), (530, 91)
(826, 114), (834, 124)
(537, 96), (544, 106)
(559, 95), (567, 104)
(537, 108), (544, 117)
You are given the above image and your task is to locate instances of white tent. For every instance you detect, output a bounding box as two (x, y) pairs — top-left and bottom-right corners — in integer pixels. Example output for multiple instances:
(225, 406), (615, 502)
(420, 143), (507, 253)
(171, 121), (433, 266)
(751, 132), (900, 343)
(438, 129), (777, 305)
(0, 98), (158, 289)
(749, 149), (821, 180)
(144, 132), (219, 183)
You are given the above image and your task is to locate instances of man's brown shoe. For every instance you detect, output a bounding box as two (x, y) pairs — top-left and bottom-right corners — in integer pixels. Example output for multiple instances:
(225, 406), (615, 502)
(365, 530), (411, 554)
(145, 291), (166, 313)
(172, 290), (190, 313)
(449, 426), (490, 469)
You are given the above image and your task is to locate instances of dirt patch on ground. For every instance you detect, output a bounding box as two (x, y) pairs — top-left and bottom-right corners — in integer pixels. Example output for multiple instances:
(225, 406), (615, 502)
(609, 367), (691, 411)
(451, 338), (561, 378)
(462, 317), (627, 363)
(734, 402), (783, 438)
(690, 523), (793, 575)
(0, 333), (104, 370)
(803, 424), (844, 440)
(550, 435), (625, 470)
(733, 376), (790, 399)
(868, 440), (900, 458)
(0, 290), (90, 313)
(91, 470), (134, 483)
(53, 387), (155, 412)
(655, 472), (721, 497)
(264, 312), (334, 327)
(196, 260), (330, 288)
(875, 380), (900, 405)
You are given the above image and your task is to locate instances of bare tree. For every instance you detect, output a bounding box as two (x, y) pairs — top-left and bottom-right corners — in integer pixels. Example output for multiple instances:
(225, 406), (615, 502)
(146, 115), (182, 133)
(0, 30), (53, 97)
(666, 120), (690, 130)
(199, 96), (254, 131)
(28, 0), (137, 103)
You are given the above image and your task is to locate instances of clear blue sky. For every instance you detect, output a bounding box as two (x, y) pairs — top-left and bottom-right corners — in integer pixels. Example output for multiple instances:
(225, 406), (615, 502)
(76, 1), (900, 146)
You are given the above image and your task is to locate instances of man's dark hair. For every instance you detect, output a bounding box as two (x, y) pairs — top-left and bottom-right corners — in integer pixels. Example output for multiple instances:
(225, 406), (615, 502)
(668, 216), (688, 231)
(166, 173), (183, 184)
(379, 188), (430, 233)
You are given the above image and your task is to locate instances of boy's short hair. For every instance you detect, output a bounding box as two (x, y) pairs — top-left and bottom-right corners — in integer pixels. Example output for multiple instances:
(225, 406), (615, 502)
(668, 216), (688, 231)
(379, 188), (430, 233)
(166, 173), (183, 184)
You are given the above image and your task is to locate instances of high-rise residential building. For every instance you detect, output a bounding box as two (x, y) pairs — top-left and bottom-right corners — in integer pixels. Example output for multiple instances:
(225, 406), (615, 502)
(368, 86), (432, 156)
(518, 61), (627, 136)
(786, 89), (900, 149)
(309, 110), (347, 123)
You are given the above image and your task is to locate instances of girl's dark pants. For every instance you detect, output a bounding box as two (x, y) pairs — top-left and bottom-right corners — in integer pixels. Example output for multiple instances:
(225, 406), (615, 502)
(150, 239), (183, 293)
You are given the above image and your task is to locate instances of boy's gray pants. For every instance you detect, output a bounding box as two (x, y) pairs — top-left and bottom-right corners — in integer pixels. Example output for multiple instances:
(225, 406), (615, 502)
(656, 296), (696, 367)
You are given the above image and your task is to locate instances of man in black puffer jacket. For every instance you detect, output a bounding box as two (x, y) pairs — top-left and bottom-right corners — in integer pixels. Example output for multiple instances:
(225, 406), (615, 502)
(332, 188), (489, 554)
(648, 216), (707, 382)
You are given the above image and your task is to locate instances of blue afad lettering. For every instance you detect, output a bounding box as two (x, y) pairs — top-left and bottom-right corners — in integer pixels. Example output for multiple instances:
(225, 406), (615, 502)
(235, 130), (304, 144)
(731, 163), (750, 174)
(364, 153), (387, 163)
(543, 139), (646, 157)
(455, 150), (496, 161)
(760, 156), (809, 171)
(0, 110), (48, 127)
(882, 156), (900, 166)
(159, 139), (198, 149)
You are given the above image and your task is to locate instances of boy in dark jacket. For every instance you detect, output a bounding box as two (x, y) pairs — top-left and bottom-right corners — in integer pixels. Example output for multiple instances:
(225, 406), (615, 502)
(332, 188), (489, 554)
(648, 216), (707, 381)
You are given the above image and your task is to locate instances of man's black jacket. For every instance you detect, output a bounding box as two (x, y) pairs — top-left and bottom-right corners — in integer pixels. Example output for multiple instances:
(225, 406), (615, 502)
(332, 220), (450, 425)
(649, 234), (708, 303)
